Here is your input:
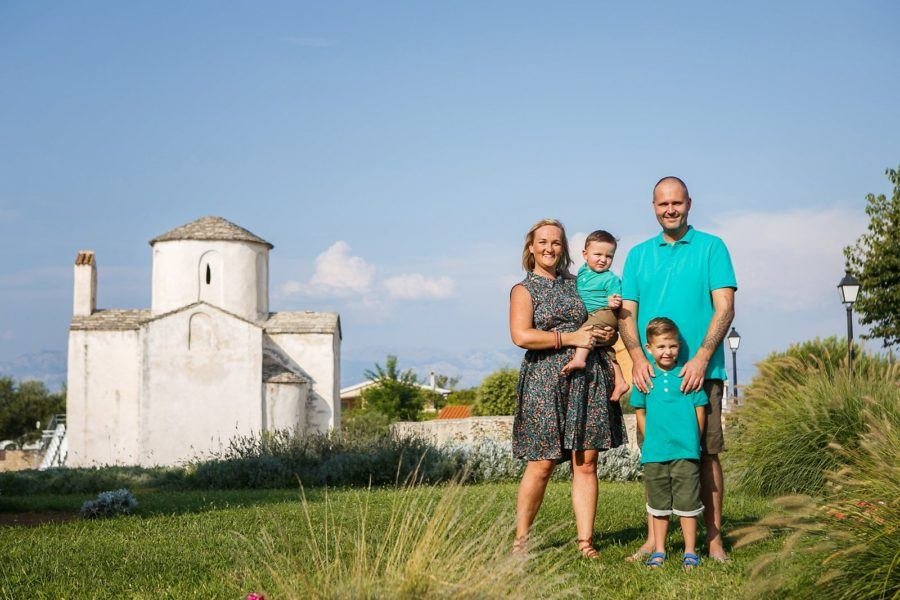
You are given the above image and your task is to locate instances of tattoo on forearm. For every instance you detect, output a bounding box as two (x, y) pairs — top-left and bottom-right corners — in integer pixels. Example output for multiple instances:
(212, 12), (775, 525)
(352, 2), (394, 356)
(620, 326), (640, 351)
(700, 311), (734, 352)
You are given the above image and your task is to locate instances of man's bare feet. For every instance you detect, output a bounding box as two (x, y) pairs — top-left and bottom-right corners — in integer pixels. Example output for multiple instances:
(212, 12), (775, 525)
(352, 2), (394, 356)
(561, 357), (586, 375)
(610, 378), (630, 401)
(625, 542), (654, 562)
(707, 536), (729, 562)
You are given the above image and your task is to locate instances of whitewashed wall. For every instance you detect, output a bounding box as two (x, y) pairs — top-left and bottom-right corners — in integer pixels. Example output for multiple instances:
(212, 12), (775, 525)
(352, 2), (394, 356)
(140, 306), (263, 465)
(268, 332), (340, 431)
(151, 240), (269, 321)
(66, 330), (141, 466)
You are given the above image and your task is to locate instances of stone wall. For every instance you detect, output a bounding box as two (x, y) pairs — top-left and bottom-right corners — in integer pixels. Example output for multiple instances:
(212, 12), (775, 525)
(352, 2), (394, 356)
(0, 450), (40, 472)
(392, 414), (638, 450)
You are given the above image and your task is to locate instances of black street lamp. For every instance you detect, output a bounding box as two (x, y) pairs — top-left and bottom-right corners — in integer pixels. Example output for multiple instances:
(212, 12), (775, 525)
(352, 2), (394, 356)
(726, 327), (741, 401)
(837, 271), (861, 374)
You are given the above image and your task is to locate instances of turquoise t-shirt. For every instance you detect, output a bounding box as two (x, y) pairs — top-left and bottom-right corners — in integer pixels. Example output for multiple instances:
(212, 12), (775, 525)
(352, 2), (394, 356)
(621, 226), (737, 380)
(576, 264), (622, 312)
(630, 365), (708, 463)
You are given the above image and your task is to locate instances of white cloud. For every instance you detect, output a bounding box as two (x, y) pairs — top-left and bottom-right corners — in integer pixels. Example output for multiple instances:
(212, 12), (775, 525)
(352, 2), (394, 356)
(1, 330), (13, 342)
(281, 241), (375, 298)
(383, 274), (455, 300)
(707, 208), (867, 311)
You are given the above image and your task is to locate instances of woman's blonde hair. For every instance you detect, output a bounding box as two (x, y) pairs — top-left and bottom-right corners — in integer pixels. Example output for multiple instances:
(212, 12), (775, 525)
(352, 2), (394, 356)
(521, 218), (573, 276)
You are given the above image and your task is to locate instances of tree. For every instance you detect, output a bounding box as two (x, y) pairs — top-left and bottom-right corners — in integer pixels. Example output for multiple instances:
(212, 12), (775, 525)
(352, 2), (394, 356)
(445, 387), (477, 406)
(474, 369), (518, 416)
(843, 166), (900, 348)
(433, 374), (461, 390)
(360, 355), (424, 421)
(364, 355), (418, 385)
(0, 377), (66, 443)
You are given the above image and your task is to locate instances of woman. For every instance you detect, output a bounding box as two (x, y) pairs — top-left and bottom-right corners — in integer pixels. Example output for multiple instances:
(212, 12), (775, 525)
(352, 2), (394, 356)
(510, 219), (627, 558)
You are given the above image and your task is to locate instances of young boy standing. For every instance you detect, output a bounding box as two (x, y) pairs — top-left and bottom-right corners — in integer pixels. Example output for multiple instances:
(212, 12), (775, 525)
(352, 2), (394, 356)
(631, 317), (708, 569)
(562, 230), (630, 401)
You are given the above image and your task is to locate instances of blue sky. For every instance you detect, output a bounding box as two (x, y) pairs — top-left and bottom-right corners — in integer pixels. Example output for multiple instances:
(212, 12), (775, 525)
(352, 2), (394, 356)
(1, 2), (898, 387)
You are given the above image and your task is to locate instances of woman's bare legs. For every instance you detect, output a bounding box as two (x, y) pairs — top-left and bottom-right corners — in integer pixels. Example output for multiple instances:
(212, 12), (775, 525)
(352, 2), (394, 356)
(571, 449), (599, 555)
(514, 459), (556, 551)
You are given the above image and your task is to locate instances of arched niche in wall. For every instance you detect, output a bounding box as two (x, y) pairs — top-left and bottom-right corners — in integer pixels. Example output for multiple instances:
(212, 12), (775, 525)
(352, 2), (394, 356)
(198, 250), (224, 307)
(255, 251), (268, 315)
(188, 312), (218, 351)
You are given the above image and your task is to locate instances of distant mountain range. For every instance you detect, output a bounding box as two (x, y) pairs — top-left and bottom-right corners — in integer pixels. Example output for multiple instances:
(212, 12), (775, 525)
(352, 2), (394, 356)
(0, 350), (67, 391)
(0, 347), (524, 392)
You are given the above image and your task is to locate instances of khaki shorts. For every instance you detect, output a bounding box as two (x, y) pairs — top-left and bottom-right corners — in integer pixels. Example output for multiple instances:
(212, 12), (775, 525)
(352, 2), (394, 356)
(644, 459), (704, 517)
(584, 308), (618, 330)
(701, 379), (725, 455)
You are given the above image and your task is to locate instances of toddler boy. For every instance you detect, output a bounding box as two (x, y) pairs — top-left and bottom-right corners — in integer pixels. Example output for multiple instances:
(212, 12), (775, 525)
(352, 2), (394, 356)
(631, 317), (708, 569)
(562, 230), (630, 401)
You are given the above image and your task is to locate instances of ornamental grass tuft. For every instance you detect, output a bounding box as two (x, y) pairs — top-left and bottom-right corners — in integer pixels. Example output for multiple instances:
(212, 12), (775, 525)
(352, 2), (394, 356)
(234, 478), (577, 599)
(730, 347), (896, 497)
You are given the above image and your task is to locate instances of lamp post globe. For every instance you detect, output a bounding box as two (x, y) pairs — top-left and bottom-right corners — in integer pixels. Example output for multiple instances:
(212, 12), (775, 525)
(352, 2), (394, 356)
(837, 271), (861, 374)
(726, 327), (740, 401)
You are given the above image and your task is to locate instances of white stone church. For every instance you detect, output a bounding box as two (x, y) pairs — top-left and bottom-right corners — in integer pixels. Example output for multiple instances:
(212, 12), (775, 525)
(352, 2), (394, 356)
(66, 216), (341, 467)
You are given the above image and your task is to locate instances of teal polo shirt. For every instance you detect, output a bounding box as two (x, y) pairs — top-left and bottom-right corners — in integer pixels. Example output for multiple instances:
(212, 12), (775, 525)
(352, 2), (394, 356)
(621, 226), (737, 380)
(630, 365), (708, 463)
(576, 264), (621, 312)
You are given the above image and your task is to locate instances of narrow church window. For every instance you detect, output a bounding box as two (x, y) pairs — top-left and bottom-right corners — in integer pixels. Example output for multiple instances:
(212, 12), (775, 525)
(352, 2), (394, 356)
(206, 264), (211, 284)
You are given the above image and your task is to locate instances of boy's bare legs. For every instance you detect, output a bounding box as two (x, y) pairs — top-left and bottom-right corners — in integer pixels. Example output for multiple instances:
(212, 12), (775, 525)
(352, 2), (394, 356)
(680, 515), (697, 556)
(514, 460), (556, 553)
(610, 361), (630, 401)
(701, 454), (727, 561)
(651, 515), (669, 555)
(561, 346), (589, 374)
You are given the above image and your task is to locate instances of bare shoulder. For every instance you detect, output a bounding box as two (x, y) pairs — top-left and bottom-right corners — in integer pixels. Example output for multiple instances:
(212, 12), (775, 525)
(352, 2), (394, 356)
(510, 283), (533, 304)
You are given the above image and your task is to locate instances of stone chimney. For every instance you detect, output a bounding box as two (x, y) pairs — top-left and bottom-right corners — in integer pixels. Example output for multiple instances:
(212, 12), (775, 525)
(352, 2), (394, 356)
(73, 250), (97, 316)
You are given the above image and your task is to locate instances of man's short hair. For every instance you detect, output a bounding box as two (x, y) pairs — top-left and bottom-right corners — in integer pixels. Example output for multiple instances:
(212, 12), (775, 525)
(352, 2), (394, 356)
(646, 317), (680, 341)
(584, 229), (617, 248)
(653, 176), (690, 199)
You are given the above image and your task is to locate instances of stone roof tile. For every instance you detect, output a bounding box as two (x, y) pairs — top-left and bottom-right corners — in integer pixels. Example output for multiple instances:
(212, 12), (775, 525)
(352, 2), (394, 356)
(265, 312), (340, 336)
(150, 216), (273, 248)
(70, 309), (152, 331)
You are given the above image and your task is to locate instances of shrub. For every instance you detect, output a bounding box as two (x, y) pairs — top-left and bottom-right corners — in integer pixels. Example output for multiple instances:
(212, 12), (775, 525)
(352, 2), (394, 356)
(734, 408), (899, 599)
(595, 445), (642, 482)
(340, 409), (392, 442)
(80, 488), (138, 519)
(475, 369), (518, 416)
(0, 465), (187, 496)
(361, 379), (425, 422)
(445, 387), (477, 406)
(731, 343), (896, 496)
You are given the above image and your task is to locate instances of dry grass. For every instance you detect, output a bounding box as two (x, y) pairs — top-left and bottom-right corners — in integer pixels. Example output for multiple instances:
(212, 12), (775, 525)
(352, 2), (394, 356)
(234, 479), (576, 599)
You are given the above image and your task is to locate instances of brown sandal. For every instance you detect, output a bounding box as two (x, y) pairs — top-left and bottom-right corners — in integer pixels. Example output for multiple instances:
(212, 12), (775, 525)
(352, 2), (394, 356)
(576, 538), (600, 558)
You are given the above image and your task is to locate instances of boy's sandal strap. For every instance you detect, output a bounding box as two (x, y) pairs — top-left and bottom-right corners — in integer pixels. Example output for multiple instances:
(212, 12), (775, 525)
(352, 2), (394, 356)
(645, 552), (666, 567)
(682, 553), (700, 569)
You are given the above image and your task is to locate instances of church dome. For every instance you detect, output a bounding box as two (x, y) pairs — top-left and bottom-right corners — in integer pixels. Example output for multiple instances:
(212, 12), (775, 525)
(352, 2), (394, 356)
(150, 216), (273, 249)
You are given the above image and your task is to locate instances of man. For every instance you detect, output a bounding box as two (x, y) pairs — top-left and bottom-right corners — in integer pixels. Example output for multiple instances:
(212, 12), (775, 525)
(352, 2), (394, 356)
(619, 176), (737, 562)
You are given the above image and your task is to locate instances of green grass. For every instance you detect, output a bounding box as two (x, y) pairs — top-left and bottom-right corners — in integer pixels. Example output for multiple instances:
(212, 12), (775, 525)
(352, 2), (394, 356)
(0, 481), (779, 599)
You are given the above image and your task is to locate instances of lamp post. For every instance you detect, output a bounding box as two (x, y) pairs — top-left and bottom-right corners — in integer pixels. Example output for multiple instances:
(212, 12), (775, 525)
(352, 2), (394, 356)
(837, 271), (861, 374)
(726, 327), (741, 402)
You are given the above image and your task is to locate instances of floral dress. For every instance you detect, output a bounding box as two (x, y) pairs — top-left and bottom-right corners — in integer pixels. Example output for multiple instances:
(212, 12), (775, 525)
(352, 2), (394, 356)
(512, 271), (627, 461)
